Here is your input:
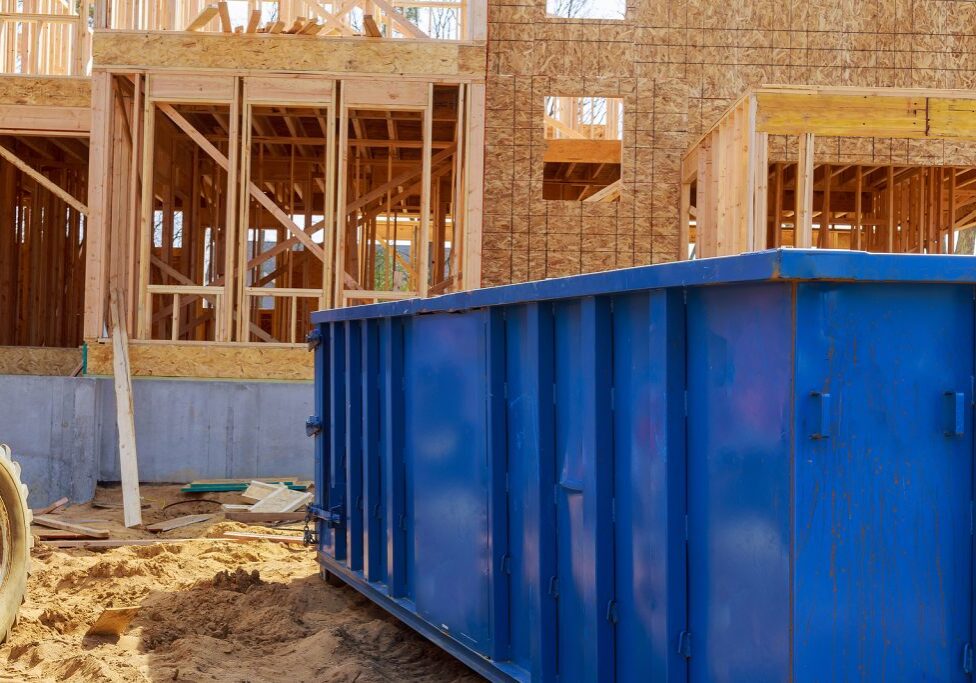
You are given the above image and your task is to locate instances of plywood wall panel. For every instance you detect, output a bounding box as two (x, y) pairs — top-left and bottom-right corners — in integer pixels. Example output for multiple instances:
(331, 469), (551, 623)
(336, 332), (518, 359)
(482, 0), (976, 284)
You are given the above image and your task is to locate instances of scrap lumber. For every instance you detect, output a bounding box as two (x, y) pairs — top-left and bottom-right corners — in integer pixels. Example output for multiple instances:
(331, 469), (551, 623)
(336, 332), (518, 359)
(32, 497), (69, 515)
(285, 17), (307, 34)
(245, 8), (261, 33)
(32, 515), (109, 539)
(32, 530), (90, 541)
(145, 514), (213, 533)
(221, 504), (252, 511)
(221, 531), (306, 544)
(224, 511), (306, 524)
(249, 486), (313, 513)
(267, 20), (285, 33)
(186, 4), (219, 31)
(40, 538), (226, 549)
(85, 607), (140, 637)
(110, 290), (142, 527)
(217, 0), (232, 31)
(183, 478), (309, 494)
(362, 15), (381, 37)
(299, 20), (325, 35)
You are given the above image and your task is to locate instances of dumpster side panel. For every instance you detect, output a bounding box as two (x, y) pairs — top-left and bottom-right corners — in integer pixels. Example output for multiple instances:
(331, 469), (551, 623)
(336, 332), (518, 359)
(793, 282), (975, 682)
(611, 289), (688, 683)
(404, 311), (494, 654)
(506, 302), (558, 681)
(686, 282), (794, 683)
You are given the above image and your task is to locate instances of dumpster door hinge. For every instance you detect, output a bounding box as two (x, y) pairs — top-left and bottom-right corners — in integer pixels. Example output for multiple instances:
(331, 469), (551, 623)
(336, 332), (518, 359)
(963, 642), (973, 675)
(305, 416), (322, 437)
(500, 553), (511, 575)
(306, 328), (322, 351)
(677, 630), (691, 659)
(606, 599), (618, 625)
(548, 576), (559, 599)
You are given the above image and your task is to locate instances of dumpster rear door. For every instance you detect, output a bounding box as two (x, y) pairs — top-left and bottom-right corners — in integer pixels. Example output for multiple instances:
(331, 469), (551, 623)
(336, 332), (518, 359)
(795, 282), (975, 683)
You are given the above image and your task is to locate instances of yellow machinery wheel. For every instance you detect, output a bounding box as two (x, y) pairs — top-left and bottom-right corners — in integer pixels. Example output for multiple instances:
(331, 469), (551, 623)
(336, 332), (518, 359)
(0, 444), (30, 643)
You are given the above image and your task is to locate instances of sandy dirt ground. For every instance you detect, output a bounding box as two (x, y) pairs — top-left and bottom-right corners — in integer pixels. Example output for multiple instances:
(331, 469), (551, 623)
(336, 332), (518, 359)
(0, 485), (483, 683)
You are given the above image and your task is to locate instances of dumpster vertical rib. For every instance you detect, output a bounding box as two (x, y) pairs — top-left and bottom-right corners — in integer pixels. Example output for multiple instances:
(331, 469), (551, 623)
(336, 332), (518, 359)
(362, 318), (384, 583)
(580, 296), (615, 681)
(533, 302), (558, 683)
(329, 322), (347, 561)
(345, 320), (364, 572)
(383, 316), (407, 597)
(487, 307), (511, 661)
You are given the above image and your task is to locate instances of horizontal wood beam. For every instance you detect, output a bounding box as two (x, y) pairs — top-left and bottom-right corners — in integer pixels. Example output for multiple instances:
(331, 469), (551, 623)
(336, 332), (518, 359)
(544, 139), (622, 165)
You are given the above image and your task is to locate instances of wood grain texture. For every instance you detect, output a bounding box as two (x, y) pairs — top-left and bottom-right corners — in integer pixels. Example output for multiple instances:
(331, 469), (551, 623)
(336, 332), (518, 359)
(0, 76), (90, 107)
(84, 341), (313, 381)
(93, 32), (487, 78)
(0, 347), (81, 376)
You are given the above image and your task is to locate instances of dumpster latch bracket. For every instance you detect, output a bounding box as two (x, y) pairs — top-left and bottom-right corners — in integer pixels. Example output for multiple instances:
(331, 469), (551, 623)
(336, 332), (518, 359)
(677, 630), (692, 659)
(305, 416), (323, 437)
(306, 328), (322, 351)
(809, 391), (831, 440)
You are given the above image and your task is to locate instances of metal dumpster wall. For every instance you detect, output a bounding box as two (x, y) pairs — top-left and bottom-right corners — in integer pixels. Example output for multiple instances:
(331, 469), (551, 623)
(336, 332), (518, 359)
(309, 251), (976, 683)
(311, 290), (688, 683)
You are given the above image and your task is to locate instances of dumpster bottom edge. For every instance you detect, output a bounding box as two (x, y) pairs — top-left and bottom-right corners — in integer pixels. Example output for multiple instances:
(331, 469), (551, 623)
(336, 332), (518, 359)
(316, 552), (526, 683)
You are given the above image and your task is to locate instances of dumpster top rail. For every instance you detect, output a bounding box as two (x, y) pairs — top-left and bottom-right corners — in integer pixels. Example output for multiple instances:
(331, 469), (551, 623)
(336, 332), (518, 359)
(313, 249), (976, 324)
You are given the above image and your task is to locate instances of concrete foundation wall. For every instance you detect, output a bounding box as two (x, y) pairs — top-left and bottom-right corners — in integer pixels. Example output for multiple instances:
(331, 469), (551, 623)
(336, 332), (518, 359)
(97, 378), (314, 483)
(0, 375), (314, 507)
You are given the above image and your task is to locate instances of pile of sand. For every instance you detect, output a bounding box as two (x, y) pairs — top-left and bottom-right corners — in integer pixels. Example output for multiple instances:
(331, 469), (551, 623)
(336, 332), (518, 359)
(0, 485), (481, 682)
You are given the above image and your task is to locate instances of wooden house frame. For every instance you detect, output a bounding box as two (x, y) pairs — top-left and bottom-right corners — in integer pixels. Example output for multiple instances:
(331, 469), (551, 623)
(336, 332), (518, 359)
(681, 85), (976, 260)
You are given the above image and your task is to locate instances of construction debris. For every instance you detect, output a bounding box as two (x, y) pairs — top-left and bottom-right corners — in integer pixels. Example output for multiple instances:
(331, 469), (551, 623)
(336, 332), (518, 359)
(249, 485), (313, 513)
(32, 497), (69, 515)
(224, 511), (306, 524)
(32, 515), (109, 539)
(182, 478), (310, 494)
(144, 514), (214, 533)
(221, 531), (306, 544)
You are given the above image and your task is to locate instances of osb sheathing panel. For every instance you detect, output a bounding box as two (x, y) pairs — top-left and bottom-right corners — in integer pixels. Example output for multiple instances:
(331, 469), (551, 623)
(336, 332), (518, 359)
(93, 32), (487, 78)
(0, 76), (90, 107)
(0, 346), (82, 376)
(482, 0), (976, 286)
(85, 342), (313, 381)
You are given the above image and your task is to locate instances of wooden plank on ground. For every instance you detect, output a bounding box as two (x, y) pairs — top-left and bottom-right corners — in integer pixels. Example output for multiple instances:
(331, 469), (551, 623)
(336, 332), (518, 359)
(224, 511), (306, 523)
(40, 538), (226, 548)
(33, 515), (109, 538)
(33, 497), (69, 515)
(145, 514), (214, 533)
(85, 607), (140, 637)
(110, 289), (142, 528)
(222, 531), (306, 544)
(33, 530), (89, 541)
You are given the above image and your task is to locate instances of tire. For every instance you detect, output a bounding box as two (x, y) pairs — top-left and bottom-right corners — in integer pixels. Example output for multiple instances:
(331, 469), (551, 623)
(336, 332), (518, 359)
(0, 445), (31, 643)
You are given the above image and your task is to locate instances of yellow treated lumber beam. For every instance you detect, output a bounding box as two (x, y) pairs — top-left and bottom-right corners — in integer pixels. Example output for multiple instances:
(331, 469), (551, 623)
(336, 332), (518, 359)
(755, 92), (927, 138)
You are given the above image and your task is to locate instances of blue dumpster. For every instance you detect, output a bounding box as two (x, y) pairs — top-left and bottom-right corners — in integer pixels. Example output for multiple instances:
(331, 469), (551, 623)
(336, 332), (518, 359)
(309, 249), (976, 682)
